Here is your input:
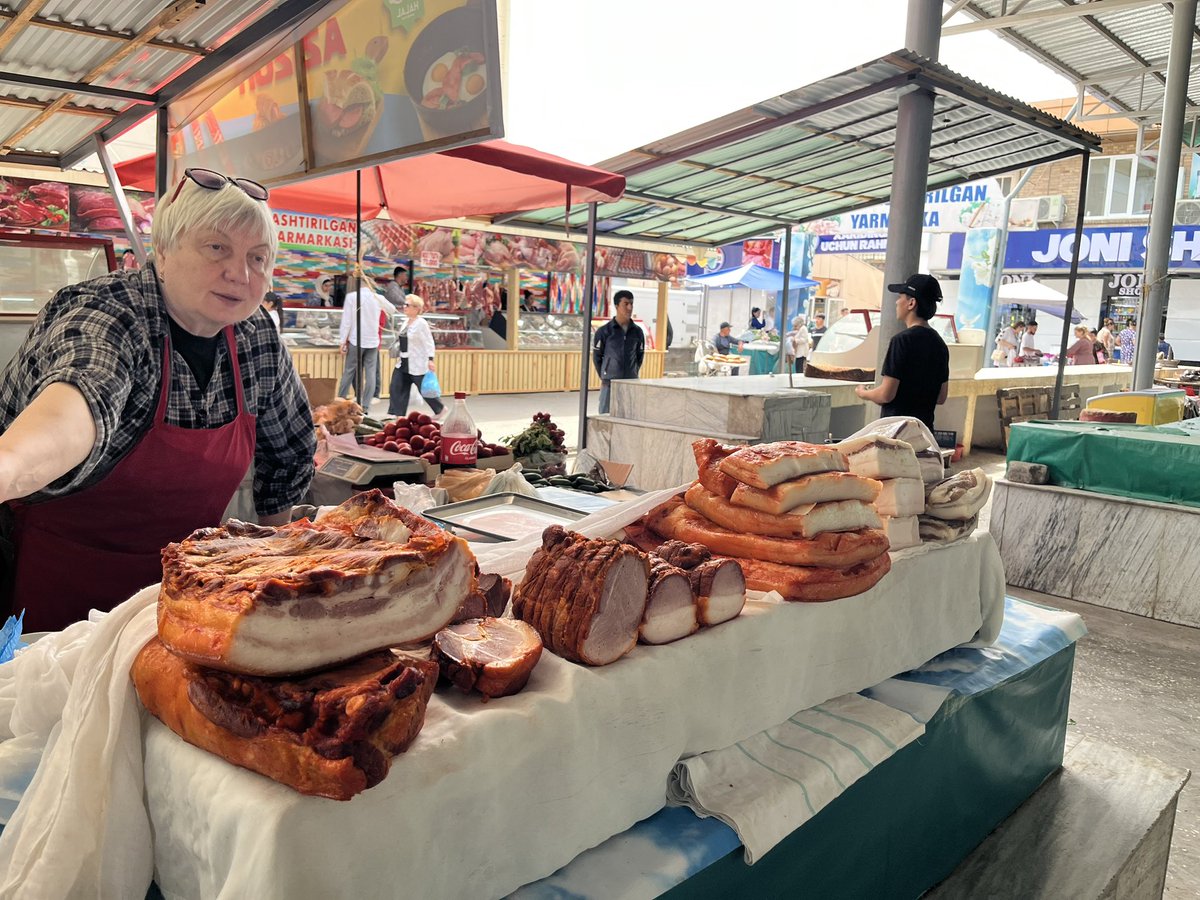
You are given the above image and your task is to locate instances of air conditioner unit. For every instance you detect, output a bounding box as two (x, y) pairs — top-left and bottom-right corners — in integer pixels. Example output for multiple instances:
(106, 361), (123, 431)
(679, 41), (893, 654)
(1035, 195), (1066, 224)
(1174, 199), (1200, 226)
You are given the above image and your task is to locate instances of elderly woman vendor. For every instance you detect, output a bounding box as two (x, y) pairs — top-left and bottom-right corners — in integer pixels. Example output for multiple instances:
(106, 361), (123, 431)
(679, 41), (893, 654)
(0, 168), (316, 632)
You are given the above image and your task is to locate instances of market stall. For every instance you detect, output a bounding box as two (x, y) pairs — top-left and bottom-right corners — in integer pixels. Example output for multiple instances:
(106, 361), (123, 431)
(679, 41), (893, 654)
(115, 145), (676, 396)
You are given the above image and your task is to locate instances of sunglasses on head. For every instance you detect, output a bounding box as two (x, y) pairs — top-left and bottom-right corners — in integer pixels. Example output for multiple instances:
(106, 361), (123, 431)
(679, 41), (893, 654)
(169, 168), (269, 204)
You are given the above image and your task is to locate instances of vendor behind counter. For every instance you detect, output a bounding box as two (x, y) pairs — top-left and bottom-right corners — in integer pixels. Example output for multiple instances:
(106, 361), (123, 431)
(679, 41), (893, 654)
(0, 167), (316, 633)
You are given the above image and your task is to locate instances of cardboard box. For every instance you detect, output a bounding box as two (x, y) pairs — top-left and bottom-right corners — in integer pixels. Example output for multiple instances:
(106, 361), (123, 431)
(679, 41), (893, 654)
(300, 376), (337, 409)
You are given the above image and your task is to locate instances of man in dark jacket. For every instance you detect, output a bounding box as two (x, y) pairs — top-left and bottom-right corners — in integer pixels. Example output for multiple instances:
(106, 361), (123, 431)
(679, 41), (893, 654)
(593, 289), (645, 414)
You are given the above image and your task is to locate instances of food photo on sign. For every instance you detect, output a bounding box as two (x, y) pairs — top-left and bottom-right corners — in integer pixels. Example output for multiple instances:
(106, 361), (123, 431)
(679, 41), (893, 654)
(0, 177), (69, 230)
(69, 186), (155, 235)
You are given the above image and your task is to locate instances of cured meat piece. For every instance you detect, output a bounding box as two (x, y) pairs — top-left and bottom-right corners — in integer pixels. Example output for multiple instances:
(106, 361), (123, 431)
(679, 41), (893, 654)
(639, 557), (698, 644)
(645, 497), (889, 568)
(729, 471), (881, 515)
(158, 490), (476, 676)
(732, 551), (892, 602)
(433, 617), (543, 697)
(803, 363), (875, 383)
(132, 638), (437, 801)
(513, 526), (649, 666)
(918, 514), (978, 543)
(652, 540), (746, 628)
(860, 417), (935, 451)
(836, 435), (921, 480)
(692, 438), (741, 499)
(1078, 409), (1137, 424)
(882, 515), (920, 550)
(685, 483), (882, 539)
(924, 468), (992, 520)
(915, 449), (945, 484)
(450, 572), (512, 623)
(718, 442), (848, 489)
(875, 478), (926, 517)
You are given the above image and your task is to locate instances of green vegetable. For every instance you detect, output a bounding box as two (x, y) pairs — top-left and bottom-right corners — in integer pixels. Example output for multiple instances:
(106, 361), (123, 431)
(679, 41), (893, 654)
(503, 422), (557, 457)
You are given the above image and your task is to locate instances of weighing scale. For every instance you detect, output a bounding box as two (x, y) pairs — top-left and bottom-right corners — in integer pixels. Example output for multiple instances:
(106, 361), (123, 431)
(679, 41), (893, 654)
(310, 444), (429, 506)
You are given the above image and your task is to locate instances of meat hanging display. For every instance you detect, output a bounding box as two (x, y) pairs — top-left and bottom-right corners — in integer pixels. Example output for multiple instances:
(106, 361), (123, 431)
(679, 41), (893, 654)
(157, 491), (476, 676)
(433, 617), (543, 697)
(512, 526), (650, 666)
(132, 638), (438, 801)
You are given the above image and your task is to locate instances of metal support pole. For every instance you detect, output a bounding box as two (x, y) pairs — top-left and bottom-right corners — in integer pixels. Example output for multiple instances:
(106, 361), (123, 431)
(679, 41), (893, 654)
(354, 170), (364, 407)
(1052, 152), (1091, 419)
(779, 225), (793, 380)
(578, 202), (598, 450)
(155, 106), (170, 199)
(876, 0), (941, 375)
(1134, 0), (1196, 389)
(93, 135), (145, 267)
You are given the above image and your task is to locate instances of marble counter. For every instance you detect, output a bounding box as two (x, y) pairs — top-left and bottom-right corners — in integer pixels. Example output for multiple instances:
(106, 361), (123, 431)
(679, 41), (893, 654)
(990, 478), (1200, 628)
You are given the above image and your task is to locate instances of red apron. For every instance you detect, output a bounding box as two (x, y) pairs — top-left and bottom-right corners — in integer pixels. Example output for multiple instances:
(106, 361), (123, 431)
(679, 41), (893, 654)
(9, 327), (256, 633)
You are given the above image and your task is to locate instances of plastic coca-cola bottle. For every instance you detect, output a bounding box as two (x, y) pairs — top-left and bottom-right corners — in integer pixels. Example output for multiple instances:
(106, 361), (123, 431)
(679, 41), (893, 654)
(440, 391), (478, 468)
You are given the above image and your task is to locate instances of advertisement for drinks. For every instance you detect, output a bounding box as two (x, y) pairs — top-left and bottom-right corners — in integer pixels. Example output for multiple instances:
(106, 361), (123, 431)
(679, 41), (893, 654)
(167, 0), (502, 185)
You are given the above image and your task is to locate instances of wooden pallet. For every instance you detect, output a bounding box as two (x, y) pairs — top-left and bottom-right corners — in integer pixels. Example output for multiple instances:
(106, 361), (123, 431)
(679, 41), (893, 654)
(997, 384), (1081, 450)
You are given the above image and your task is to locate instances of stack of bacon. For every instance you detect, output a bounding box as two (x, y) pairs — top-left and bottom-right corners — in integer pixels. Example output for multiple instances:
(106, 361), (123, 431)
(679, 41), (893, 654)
(132, 491), (483, 800)
(629, 440), (893, 602)
(837, 435), (925, 551)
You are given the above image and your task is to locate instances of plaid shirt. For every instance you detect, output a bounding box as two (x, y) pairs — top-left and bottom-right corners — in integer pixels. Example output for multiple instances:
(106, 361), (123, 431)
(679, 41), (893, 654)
(0, 263), (315, 516)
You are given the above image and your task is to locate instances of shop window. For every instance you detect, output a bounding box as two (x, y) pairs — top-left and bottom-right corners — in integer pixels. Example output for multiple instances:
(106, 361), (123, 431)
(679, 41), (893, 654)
(1085, 155), (1180, 218)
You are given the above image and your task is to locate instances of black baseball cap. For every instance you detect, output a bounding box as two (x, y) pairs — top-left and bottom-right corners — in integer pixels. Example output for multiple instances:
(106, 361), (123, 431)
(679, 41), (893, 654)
(719, 321), (731, 329)
(887, 273), (942, 304)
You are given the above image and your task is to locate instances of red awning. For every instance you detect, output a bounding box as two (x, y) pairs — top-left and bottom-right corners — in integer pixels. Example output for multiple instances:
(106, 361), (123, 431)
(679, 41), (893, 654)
(115, 140), (624, 223)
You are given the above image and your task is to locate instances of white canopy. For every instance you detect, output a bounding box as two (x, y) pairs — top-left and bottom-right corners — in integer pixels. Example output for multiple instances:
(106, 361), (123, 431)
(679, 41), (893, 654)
(997, 280), (1085, 324)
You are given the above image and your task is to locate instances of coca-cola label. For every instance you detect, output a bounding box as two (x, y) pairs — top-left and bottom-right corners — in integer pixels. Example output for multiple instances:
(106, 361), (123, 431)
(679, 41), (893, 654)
(442, 436), (478, 465)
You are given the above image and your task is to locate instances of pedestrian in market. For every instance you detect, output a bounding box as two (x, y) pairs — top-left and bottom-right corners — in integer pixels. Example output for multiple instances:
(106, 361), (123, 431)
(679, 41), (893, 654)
(338, 269), (397, 410)
(787, 314), (812, 374)
(261, 291), (282, 332)
(0, 166), (315, 632)
(1118, 318), (1137, 365)
(1066, 325), (1094, 366)
(384, 264), (408, 309)
(388, 293), (445, 418)
(592, 289), (645, 414)
(1097, 317), (1116, 361)
(749, 307), (766, 330)
(1089, 328), (1107, 363)
(855, 273), (950, 430)
(121, 248), (139, 270)
(1020, 320), (1043, 364)
(308, 275), (335, 307)
(995, 319), (1019, 366)
(810, 313), (827, 349)
(712, 321), (744, 375)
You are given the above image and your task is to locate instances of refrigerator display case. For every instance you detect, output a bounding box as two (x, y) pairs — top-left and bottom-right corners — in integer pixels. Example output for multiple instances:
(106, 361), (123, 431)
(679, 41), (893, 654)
(280, 306), (342, 349)
(517, 313), (585, 349)
(0, 230), (116, 369)
(420, 311), (484, 349)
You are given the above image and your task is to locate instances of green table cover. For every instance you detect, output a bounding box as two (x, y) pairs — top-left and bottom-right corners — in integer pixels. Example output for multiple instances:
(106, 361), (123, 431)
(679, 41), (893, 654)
(1006, 420), (1200, 508)
(747, 347), (781, 375)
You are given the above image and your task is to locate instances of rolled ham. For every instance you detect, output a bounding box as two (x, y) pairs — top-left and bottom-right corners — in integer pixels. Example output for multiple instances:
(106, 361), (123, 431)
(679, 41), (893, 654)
(654, 540), (746, 627)
(639, 557), (699, 645)
(433, 617), (543, 697)
(513, 526), (649, 666)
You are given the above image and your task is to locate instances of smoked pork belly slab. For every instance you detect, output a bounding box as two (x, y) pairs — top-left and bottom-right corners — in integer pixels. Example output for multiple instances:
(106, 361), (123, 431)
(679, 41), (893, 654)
(158, 490), (476, 676)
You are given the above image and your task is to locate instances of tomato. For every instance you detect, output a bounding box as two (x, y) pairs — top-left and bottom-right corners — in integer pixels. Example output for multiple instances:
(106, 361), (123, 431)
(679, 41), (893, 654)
(383, 423), (398, 437)
(396, 443), (412, 455)
(383, 440), (399, 452)
(417, 414), (432, 425)
(409, 435), (425, 451)
(420, 452), (437, 464)
(407, 411), (423, 423)
(418, 424), (436, 438)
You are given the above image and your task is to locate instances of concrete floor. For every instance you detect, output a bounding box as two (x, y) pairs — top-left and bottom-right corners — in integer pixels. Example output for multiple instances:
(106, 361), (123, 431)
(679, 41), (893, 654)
(376, 391), (1200, 896)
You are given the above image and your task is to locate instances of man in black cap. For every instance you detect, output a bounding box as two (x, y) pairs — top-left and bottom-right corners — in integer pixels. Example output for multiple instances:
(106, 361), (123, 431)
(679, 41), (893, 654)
(855, 273), (950, 429)
(712, 321), (744, 375)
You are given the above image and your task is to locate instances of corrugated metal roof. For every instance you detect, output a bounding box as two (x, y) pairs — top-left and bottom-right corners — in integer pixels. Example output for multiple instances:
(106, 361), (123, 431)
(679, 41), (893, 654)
(950, 1), (1200, 122)
(501, 51), (1101, 247)
(0, 0), (325, 166)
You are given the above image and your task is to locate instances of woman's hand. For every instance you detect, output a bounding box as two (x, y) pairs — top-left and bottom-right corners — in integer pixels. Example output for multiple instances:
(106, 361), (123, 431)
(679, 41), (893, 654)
(427, 360), (436, 372)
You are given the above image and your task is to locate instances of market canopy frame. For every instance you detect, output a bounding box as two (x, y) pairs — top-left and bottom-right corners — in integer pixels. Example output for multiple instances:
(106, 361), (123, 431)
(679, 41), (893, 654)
(496, 50), (1102, 246)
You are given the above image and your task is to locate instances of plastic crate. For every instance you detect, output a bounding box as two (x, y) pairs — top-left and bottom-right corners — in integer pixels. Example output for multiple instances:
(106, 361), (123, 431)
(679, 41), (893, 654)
(933, 429), (958, 450)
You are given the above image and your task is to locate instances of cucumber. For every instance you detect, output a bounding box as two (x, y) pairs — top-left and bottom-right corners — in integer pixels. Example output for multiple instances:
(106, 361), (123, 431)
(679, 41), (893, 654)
(355, 423), (378, 436)
(547, 476), (574, 487)
(361, 416), (385, 430)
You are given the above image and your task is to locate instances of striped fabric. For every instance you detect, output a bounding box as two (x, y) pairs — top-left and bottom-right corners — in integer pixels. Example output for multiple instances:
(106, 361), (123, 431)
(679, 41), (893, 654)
(668, 692), (924, 863)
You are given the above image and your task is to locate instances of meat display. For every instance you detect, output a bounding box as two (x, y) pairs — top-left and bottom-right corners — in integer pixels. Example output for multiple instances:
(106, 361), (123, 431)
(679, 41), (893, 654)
(655, 541), (746, 626)
(733, 550), (893, 601)
(730, 471), (881, 514)
(640, 555), (699, 645)
(692, 438), (741, 499)
(513, 526), (650, 666)
(684, 483), (882, 539)
(915, 449), (946, 484)
(718, 442), (848, 489)
(882, 515), (921, 551)
(803, 363), (876, 382)
(451, 572), (512, 623)
(918, 514), (979, 543)
(158, 491), (476, 676)
(647, 498), (889, 568)
(836, 436), (922, 480)
(132, 638), (438, 801)
(433, 617), (543, 698)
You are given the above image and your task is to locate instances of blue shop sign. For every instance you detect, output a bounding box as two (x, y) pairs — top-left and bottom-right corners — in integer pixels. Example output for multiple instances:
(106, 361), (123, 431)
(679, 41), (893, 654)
(947, 226), (1200, 271)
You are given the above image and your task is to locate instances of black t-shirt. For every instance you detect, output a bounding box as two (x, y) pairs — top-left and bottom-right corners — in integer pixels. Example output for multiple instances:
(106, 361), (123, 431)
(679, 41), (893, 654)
(168, 317), (222, 391)
(881, 324), (950, 429)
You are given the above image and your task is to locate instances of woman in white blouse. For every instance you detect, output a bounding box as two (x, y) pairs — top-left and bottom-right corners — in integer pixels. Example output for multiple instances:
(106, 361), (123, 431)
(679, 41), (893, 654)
(388, 293), (445, 417)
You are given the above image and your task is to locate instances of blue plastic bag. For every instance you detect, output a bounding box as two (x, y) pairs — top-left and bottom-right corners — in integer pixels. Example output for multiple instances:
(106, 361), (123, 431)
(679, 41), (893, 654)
(420, 370), (441, 398)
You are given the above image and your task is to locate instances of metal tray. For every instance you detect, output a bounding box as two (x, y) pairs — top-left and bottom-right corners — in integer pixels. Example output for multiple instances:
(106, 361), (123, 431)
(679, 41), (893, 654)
(423, 492), (587, 541)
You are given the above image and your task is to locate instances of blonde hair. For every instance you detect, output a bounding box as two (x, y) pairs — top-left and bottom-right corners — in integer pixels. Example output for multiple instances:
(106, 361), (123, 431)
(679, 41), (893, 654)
(405, 293), (425, 312)
(152, 176), (276, 264)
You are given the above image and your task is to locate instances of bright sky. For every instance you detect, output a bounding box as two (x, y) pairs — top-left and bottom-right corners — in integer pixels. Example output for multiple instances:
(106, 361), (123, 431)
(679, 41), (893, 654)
(504, 0), (1075, 165)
